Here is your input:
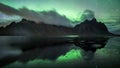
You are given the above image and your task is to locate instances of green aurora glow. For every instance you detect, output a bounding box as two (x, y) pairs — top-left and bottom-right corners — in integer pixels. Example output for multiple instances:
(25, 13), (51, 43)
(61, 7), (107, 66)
(0, 0), (120, 67)
(0, 0), (120, 22)
(4, 49), (83, 67)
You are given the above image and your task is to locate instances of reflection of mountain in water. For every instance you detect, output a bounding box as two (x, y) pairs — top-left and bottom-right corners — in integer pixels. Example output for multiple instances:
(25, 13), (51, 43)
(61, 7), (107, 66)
(0, 18), (119, 67)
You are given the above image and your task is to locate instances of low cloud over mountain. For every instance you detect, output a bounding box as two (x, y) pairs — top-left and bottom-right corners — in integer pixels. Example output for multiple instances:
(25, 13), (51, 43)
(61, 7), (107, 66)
(0, 3), (72, 27)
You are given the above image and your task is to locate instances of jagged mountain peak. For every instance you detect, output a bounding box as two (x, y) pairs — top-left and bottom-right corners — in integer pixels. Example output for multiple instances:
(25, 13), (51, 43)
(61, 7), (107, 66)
(0, 18), (116, 36)
(82, 18), (98, 24)
(74, 18), (111, 36)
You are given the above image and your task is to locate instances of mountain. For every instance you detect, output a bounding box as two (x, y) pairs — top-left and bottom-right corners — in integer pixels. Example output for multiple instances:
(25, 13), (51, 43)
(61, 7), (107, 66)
(0, 18), (117, 36)
(74, 18), (113, 36)
(0, 18), (118, 67)
(0, 19), (74, 36)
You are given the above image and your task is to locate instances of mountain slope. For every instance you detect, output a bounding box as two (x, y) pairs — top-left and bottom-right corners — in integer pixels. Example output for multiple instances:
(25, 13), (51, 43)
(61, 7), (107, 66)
(0, 19), (74, 36)
(74, 18), (113, 36)
(0, 18), (117, 36)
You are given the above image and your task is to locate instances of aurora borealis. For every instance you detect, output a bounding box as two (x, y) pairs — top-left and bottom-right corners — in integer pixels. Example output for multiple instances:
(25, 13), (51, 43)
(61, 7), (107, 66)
(0, 0), (120, 22)
(0, 0), (120, 68)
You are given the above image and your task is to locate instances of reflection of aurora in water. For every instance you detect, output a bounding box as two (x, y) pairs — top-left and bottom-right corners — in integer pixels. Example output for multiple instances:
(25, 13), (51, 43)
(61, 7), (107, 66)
(3, 38), (120, 68)
(57, 49), (82, 61)
(4, 49), (83, 68)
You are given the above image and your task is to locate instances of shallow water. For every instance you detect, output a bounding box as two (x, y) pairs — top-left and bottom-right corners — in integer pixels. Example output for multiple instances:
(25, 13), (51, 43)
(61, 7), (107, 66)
(0, 37), (120, 68)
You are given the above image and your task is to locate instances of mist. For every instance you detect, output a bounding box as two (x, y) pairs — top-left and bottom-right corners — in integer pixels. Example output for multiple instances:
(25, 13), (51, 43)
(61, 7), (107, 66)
(0, 3), (72, 27)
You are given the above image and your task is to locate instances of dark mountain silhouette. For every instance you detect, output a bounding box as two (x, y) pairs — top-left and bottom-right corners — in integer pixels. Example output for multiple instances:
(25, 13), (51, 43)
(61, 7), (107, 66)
(0, 18), (117, 36)
(0, 18), (119, 67)
(0, 19), (74, 36)
(74, 18), (113, 36)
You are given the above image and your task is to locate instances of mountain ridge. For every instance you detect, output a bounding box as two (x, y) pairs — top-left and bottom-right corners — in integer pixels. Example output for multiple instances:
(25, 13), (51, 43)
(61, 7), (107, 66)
(0, 18), (118, 36)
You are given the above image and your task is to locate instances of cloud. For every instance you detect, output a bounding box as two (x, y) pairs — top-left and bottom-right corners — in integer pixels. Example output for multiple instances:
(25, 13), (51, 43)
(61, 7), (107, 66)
(0, 3), (42, 22)
(0, 3), (20, 15)
(0, 3), (72, 27)
(80, 10), (95, 22)
(38, 10), (72, 27)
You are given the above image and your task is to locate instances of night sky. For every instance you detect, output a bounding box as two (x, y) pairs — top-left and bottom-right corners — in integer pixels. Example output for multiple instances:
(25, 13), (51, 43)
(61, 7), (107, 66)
(0, 0), (120, 68)
(0, 0), (120, 23)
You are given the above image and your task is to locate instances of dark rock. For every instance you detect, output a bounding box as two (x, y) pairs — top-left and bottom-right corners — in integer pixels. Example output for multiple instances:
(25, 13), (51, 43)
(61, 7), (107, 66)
(74, 18), (112, 36)
(0, 18), (117, 36)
